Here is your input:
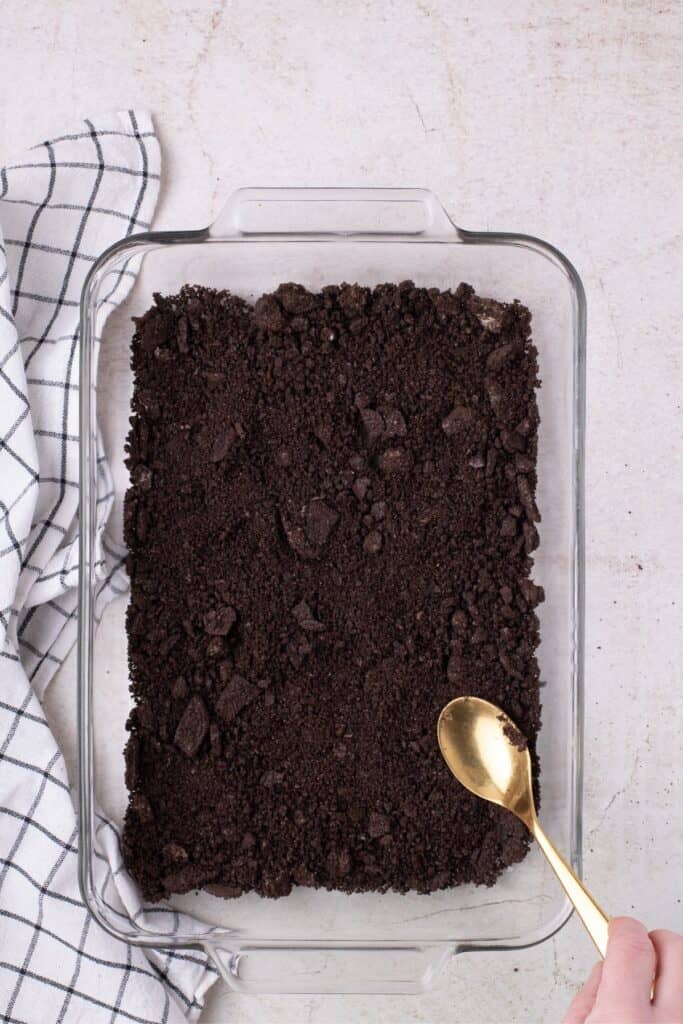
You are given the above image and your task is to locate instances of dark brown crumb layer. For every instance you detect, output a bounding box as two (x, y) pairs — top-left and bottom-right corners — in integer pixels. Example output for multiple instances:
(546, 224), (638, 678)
(122, 280), (543, 902)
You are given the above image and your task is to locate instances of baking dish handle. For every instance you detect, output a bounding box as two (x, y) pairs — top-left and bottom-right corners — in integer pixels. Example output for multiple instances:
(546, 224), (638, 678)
(208, 187), (459, 238)
(205, 941), (453, 994)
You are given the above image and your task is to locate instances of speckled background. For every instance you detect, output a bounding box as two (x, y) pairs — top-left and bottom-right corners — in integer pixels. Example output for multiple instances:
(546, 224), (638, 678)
(2, 1), (680, 1020)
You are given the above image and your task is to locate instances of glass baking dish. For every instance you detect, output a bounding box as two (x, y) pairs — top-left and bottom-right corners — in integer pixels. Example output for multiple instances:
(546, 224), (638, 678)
(78, 188), (585, 995)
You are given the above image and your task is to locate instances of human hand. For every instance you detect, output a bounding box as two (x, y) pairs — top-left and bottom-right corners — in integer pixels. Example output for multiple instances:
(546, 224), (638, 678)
(564, 917), (683, 1023)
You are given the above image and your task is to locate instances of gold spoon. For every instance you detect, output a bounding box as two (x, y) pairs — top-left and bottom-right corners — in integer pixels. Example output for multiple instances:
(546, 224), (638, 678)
(437, 695), (609, 957)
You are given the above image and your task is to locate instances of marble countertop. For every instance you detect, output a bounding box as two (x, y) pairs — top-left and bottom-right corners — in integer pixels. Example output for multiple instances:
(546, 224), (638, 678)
(2, 1), (681, 1021)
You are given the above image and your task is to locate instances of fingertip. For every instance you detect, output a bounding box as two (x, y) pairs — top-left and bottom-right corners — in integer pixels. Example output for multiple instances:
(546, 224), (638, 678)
(593, 916), (655, 1013)
(649, 927), (683, 1013)
(649, 927), (683, 947)
(608, 916), (653, 952)
(609, 915), (647, 933)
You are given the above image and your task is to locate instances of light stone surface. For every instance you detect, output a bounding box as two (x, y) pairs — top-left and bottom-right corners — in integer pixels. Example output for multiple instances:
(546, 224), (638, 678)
(1, 1), (681, 1021)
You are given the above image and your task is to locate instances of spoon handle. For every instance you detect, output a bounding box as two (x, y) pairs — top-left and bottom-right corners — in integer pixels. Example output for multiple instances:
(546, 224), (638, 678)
(531, 818), (609, 957)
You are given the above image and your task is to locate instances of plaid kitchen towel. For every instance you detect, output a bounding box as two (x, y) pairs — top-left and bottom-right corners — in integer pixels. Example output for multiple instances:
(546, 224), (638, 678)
(0, 112), (217, 1023)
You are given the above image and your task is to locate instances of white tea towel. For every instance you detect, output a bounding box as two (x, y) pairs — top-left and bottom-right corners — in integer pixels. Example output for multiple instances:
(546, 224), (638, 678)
(0, 112), (217, 1023)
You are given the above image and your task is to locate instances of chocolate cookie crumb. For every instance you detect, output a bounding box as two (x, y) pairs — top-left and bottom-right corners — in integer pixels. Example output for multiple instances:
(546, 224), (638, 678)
(500, 715), (529, 752)
(122, 280), (542, 902)
(174, 696), (209, 758)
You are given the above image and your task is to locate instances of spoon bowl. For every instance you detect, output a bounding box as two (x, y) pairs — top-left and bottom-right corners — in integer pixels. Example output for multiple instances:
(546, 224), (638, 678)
(437, 696), (535, 827)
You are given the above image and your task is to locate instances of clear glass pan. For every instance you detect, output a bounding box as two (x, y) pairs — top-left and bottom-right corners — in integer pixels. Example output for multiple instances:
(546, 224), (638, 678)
(78, 188), (585, 994)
